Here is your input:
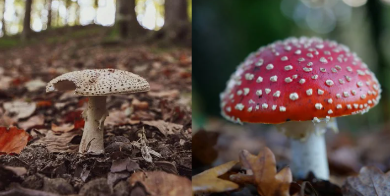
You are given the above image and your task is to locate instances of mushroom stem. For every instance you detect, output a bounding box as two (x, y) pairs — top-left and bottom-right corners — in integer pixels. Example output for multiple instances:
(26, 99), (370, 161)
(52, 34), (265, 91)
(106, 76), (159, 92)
(290, 131), (329, 180)
(79, 96), (108, 154)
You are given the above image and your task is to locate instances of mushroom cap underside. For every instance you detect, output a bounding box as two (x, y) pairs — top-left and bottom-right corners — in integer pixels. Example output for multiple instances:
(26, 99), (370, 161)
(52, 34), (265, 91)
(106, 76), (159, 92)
(46, 69), (150, 96)
(220, 37), (381, 124)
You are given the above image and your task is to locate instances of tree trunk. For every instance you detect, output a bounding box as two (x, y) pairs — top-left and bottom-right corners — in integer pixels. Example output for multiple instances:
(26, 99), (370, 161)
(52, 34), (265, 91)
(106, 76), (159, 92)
(47, 0), (52, 29)
(1, 0), (6, 36)
(22, 0), (32, 40)
(158, 0), (191, 42)
(116, 0), (146, 39)
(75, 1), (80, 25)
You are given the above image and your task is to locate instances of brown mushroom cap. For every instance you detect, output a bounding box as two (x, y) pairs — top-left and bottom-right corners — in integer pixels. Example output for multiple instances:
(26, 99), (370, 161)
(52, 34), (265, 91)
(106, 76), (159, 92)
(46, 69), (150, 96)
(220, 37), (381, 124)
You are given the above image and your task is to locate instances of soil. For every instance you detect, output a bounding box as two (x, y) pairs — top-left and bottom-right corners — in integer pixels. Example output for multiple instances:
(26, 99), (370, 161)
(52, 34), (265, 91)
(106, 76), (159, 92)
(0, 25), (192, 195)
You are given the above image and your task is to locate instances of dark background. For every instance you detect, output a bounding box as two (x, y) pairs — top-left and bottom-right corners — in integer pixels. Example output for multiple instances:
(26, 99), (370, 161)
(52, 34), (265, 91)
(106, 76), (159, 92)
(193, 0), (390, 132)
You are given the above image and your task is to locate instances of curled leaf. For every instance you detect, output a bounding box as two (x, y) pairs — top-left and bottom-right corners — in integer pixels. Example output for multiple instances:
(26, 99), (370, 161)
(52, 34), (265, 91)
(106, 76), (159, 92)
(192, 160), (239, 194)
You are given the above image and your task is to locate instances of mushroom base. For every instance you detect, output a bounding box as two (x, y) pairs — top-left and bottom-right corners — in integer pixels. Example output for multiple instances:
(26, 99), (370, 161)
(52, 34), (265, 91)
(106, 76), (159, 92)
(79, 96), (108, 154)
(290, 132), (329, 180)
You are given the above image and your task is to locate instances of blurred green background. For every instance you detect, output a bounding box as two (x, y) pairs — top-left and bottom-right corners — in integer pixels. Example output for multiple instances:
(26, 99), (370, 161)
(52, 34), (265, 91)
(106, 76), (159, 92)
(193, 0), (390, 132)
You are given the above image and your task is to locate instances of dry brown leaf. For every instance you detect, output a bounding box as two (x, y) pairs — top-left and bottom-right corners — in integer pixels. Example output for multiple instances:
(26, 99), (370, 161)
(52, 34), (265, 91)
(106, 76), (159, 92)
(192, 160), (240, 194)
(230, 148), (292, 196)
(105, 110), (127, 126)
(128, 171), (192, 196)
(24, 79), (46, 92)
(3, 101), (36, 119)
(51, 123), (75, 133)
(142, 120), (183, 136)
(0, 127), (32, 154)
(342, 166), (390, 196)
(132, 98), (149, 110)
(18, 115), (45, 130)
(148, 90), (179, 99)
(34, 130), (81, 152)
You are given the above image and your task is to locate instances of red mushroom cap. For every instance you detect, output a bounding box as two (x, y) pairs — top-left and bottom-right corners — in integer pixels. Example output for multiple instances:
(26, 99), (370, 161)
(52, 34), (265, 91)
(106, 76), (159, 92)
(220, 37), (381, 124)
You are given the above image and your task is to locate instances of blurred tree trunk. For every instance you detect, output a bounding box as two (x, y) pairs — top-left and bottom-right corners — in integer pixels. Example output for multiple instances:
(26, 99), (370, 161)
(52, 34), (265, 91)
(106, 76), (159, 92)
(75, 1), (80, 25)
(46, 0), (52, 28)
(116, 0), (146, 39)
(65, 0), (72, 26)
(367, 0), (388, 121)
(22, 0), (32, 40)
(157, 0), (191, 42)
(94, 0), (98, 23)
(1, 0), (6, 36)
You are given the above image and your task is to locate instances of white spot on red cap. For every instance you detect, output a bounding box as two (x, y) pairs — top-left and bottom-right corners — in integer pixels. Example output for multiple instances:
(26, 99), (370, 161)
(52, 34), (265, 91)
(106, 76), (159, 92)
(270, 75), (278, 82)
(243, 88), (250, 95)
(306, 89), (313, 96)
(273, 91), (281, 97)
(289, 92), (299, 100)
(266, 64), (274, 70)
(284, 65), (293, 71)
(235, 103), (244, 111)
(326, 80), (334, 86)
(315, 103), (323, 110)
(256, 76), (263, 83)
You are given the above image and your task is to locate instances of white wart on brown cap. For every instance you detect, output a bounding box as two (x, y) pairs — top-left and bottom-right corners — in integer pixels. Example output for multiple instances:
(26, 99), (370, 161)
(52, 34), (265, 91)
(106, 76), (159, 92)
(46, 69), (150, 96)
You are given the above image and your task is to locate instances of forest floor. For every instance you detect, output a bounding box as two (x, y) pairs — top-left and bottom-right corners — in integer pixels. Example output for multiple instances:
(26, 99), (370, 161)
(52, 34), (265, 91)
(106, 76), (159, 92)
(193, 118), (390, 196)
(0, 25), (192, 196)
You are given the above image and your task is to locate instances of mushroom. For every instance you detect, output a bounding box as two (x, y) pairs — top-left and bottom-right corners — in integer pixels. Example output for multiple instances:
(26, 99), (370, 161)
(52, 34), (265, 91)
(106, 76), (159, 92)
(46, 69), (150, 154)
(220, 37), (381, 180)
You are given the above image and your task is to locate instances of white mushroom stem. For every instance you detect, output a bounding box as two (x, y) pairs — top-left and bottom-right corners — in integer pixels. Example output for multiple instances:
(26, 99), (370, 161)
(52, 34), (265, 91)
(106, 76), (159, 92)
(291, 132), (329, 180)
(79, 96), (108, 154)
(276, 119), (338, 180)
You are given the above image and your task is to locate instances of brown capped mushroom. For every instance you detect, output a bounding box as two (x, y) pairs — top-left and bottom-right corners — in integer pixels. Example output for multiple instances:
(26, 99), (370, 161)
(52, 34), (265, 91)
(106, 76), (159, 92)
(46, 69), (150, 154)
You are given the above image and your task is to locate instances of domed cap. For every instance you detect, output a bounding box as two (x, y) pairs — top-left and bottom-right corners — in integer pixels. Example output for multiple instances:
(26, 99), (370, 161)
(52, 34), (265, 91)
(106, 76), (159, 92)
(46, 69), (150, 96)
(220, 37), (381, 124)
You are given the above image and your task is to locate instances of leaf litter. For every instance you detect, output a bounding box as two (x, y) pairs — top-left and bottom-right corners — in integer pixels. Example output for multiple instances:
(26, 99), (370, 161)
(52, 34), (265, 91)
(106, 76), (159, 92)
(193, 121), (390, 196)
(0, 25), (191, 195)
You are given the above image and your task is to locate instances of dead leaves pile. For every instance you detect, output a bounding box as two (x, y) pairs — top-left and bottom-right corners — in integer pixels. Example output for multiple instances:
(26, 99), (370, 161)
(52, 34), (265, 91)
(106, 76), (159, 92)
(193, 147), (292, 196)
(193, 147), (390, 196)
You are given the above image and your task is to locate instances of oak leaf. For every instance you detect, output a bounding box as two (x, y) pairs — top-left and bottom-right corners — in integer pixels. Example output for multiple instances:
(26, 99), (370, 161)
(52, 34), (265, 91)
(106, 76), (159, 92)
(230, 148), (292, 196)
(0, 127), (31, 154)
(192, 160), (239, 194)
(342, 166), (390, 196)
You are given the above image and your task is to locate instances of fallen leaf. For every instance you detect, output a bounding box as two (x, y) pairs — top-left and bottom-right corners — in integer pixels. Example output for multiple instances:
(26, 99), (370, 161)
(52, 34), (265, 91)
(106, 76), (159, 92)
(192, 160), (239, 194)
(3, 101), (36, 119)
(36, 100), (52, 108)
(105, 110), (127, 126)
(111, 158), (140, 173)
(24, 79), (46, 92)
(128, 171), (192, 196)
(131, 99), (149, 110)
(18, 115), (45, 130)
(142, 120), (183, 136)
(3, 166), (27, 176)
(230, 148), (292, 196)
(34, 130), (81, 152)
(342, 166), (390, 196)
(148, 90), (179, 99)
(0, 127), (31, 154)
(51, 123), (75, 133)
